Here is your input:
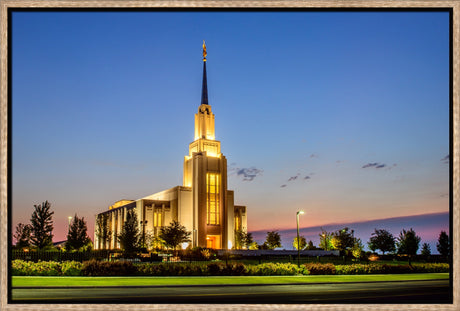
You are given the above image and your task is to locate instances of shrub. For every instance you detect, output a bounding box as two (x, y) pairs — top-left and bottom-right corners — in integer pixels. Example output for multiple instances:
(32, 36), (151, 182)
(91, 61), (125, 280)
(303, 263), (336, 275)
(246, 263), (307, 276)
(61, 261), (83, 276)
(136, 263), (206, 276)
(206, 262), (247, 276)
(11, 260), (61, 276)
(412, 263), (449, 273)
(81, 260), (136, 276)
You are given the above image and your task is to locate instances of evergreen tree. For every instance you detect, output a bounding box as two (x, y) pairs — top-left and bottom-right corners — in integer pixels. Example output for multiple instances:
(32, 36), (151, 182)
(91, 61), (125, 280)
(264, 231), (281, 249)
(66, 214), (91, 251)
(159, 220), (191, 254)
(436, 231), (450, 258)
(421, 243), (431, 257)
(13, 223), (32, 249)
(293, 236), (307, 250)
(368, 229), (396, 255)
(117, 209), (140, 255)
(30, 201), (54, 249)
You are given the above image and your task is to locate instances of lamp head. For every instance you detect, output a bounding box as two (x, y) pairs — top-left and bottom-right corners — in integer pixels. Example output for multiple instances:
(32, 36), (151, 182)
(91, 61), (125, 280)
(297, 210), (305, 215)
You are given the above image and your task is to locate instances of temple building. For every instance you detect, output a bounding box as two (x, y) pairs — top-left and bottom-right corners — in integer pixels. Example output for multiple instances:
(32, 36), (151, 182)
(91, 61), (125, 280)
(94, 42), (247, 250)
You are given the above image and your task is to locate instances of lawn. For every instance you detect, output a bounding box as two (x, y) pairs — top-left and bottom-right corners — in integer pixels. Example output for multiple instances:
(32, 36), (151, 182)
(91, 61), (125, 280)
(12, 273), (449, 287)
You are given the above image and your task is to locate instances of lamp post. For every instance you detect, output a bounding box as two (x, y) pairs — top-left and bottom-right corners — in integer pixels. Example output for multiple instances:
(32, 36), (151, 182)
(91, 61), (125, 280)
(140, 220), (148, 249)
(296, 210), (305, 267)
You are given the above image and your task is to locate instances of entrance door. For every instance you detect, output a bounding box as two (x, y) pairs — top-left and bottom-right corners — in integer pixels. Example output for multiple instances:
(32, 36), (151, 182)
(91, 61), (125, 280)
(206, 235), (221, 249)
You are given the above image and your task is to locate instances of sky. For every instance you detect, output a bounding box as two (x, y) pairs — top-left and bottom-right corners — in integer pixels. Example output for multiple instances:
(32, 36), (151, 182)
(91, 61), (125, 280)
(11, 11), (450, 250)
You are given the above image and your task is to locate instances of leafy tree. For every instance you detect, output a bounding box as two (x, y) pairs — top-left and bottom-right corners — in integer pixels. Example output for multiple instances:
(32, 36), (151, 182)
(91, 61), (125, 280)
(159, 220), (191, 254)
(421, 243), (431, 257)
(66, 214), (91, 252)
(436, 231), (450, 258)
(248, 241), (259, 250)
(13, 223), (32, 249)
(368, 229), (396, 255)
(30, 201), (54, 249)
(95, 213), (112, 249)
(397, 228), (421, 257)
(319, 228), (333, 251)
(293, 236), (307, 250)
(305, 240), (316, 250)
(146, 233), (166, 251)
(234, 230), (254, 249)
(331, 227), (355, 253)
(264, 231), (281, 250)
(117, 209), (140, 255)
(352, 238), (364, 260)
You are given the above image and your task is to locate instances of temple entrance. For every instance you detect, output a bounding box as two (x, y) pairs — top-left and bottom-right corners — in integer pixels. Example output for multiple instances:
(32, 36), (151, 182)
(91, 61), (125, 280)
(206, 235), (221, 249)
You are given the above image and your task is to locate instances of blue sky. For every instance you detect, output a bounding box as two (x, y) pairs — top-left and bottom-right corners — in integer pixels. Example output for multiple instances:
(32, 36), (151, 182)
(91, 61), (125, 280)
(12, 11), (450, 248)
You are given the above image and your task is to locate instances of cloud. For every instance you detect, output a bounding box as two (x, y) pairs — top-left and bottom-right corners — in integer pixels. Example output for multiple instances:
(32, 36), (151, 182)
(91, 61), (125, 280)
(309, 153), (318, 158)
(280, 184), (287, 188)
(441, 155), (449, 164)
(362, 162), (395, 170)
(235, 167), (263, 181)
(304, 176), (311, 180)
(288, 175), (299, 182)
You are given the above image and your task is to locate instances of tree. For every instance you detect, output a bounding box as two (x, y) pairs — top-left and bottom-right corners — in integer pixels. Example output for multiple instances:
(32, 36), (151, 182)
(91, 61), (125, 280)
(248, 241), (259, 250)
(146, 234), (166, 251)
(436, 231), (450, 258)
(352, 238), (364, 260)
(319, 228), (333, 251)
(95, 213), (112, 249)
(13, 223), (32, 249)
(421, 243), (431, 257)
(66, 214), (91, 252)
(234, 230), (254, 249)
(117, 209), (140, 255)
(264, 231), (281, 250)
(305, 240), (316, 250)
(397, 228), (421, 258)
(293, 236), (307, 250)
(30, 201), (54, 249)
(368, 229), (396, 255)
(159, 220), (191, 254)
(331, 227), (355, 253)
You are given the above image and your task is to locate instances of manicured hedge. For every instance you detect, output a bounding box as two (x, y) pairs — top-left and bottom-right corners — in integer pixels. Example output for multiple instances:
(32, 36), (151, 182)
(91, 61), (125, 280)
(334, 263), (449, 275)
(303, 263), (335, 275)
(81, 259), (136, 276)
(12, 260), (82, 276)
(11, 260), (449, 276)
(246, 262), (308, 276)
(136, 262), (206, 276)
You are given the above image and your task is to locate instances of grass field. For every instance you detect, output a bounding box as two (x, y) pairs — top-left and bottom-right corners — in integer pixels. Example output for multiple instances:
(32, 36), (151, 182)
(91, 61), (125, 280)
(12, 273), (449, 287)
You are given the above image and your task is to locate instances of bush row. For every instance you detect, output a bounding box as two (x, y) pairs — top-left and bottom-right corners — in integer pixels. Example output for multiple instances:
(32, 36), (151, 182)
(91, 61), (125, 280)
(335, 263), (450, 275)
(11, 260), (449, 276)
(12, 260), (83, 276)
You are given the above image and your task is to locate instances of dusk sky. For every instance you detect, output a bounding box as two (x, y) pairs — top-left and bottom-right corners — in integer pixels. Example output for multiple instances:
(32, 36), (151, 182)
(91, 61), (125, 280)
(12, 11), (450, 249)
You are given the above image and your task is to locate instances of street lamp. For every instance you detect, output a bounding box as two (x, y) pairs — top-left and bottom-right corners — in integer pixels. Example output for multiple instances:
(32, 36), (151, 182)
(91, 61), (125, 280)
(140, 220), (148, 249)
(296, 210), (305, 267)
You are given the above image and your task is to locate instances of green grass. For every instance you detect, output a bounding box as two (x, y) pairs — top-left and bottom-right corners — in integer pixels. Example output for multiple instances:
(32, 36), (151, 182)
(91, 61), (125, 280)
(12, 273), (449, 287)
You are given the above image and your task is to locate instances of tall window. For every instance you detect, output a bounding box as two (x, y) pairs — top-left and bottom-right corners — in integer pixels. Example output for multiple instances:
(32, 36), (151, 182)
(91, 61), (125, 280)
(206, 173), (220, 225)
(154, 211), (162, 227)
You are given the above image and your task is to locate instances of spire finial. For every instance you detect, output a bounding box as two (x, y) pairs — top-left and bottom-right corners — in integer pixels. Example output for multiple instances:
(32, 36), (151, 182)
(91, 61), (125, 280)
(201, 41), (208, 106)
(202, 40), (207, 62)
